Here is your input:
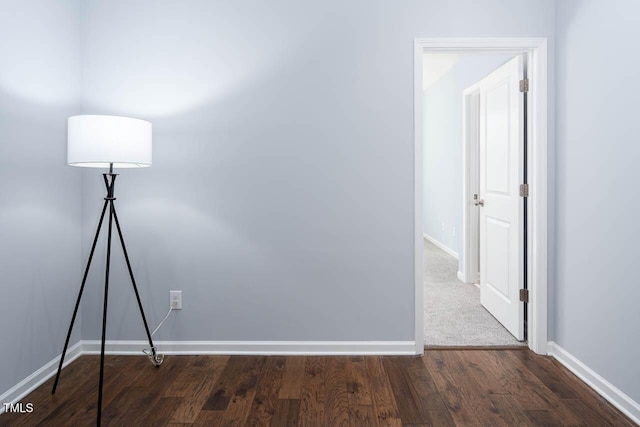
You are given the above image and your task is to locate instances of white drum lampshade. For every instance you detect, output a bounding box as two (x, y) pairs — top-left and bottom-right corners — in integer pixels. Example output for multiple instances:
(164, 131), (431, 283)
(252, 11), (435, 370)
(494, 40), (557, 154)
(67, 115), (152, 168)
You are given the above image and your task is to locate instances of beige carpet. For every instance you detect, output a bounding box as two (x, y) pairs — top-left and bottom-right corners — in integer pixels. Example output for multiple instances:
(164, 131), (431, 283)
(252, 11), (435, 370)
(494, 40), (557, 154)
(423, 238), (525, 346)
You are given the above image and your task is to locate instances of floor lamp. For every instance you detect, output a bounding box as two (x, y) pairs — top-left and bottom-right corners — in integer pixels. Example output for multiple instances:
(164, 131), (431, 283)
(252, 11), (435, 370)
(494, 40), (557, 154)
(51, 115), (162, 426)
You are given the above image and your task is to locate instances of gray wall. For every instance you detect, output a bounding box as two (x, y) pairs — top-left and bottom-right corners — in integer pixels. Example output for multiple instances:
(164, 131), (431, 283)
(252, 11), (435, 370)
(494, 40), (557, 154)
(555, 0), (640, 403)
(423, 54), (513, 269)
(77, 0), (555, 342)
(0, 1), (81, 396)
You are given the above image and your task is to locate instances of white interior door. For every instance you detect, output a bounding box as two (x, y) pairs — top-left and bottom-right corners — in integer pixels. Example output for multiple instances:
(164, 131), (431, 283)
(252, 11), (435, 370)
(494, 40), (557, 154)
(478, 56), (525, 340)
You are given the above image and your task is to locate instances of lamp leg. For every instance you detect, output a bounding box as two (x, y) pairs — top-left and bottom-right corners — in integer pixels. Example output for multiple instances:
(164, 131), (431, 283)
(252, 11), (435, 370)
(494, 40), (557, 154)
(111, 205), (160, 365)
(55, 171), (158, 425)
(52, 199), (109, 395)
(96, 200), (115, 427)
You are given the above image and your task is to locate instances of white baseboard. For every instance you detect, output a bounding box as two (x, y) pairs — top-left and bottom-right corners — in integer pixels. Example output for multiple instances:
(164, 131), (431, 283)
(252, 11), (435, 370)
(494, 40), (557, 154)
(0, 341), (83, 415)
(548, 341), (640, 425)
(82, 340), (417, 356)
(423, 233), (459, 260)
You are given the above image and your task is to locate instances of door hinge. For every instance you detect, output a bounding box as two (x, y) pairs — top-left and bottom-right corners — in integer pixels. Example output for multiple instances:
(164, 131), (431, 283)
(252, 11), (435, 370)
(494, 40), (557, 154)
(519, 289), (529, 303)
(519, 183), (529, 197)
(519, 79), (529, 93)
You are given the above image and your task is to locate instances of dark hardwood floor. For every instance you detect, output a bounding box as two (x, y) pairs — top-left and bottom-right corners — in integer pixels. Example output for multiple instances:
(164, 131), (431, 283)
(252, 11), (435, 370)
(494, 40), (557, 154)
(0, 350), (635, 426)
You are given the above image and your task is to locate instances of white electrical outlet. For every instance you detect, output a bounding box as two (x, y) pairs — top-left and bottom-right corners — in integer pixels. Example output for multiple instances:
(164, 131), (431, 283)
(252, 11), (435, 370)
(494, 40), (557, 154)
(170, 290), (182, 309)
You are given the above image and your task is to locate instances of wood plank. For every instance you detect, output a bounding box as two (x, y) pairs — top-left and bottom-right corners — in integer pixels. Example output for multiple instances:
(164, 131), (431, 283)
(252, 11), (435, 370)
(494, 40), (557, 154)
(365, 357), (401, 427)
(169, 356), (229, 423)
(245, 356), (286, 427)
(510, 350), (579, 398)
(215, 356), (267, 426)
(140, 396), (182, 426)
(349, 405), (375, 427)
(298, 356), (326, 426)
(346, 356), (373, 406)
(192, 410), (221, 427)
(384, 355), (456, 427)
(422, 351), (482, 426)
(324, 357), (350, 427)
(278, 357), (305, 399)
(497, 351), (584, 424)
(107, 356), (191, 426)
(202, 357), (246, 411)
(270, 399), (300, 427)
(562, 398), (635, 427)
(474, 350), (549, 408)
(457, 350), (508, 395)
(381, 357), (426, 425)
(486, 394), (532, 426)
(400, 356), (449, 413)
(523, 409), (562, 426)
(164, 357), (213, 397)
(434, 351), (512, 427)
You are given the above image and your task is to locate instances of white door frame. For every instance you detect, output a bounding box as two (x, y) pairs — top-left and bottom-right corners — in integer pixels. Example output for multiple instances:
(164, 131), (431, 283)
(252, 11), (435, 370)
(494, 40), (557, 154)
(461, 85), (481, 286)
(414, 38), (548, 355)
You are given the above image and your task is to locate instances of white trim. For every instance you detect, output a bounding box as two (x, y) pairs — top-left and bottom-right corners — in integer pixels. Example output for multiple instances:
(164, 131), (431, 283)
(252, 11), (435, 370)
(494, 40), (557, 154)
(82, 340), (417, 356)
(414, 39), (425, 356)
(423, 233), (459, 260)
(528, 39), (548, 355)
(461, 85), (481, 284)
(0, 341), (83, 415)
(415, 38), (548, 355)
(456, 271), (466, 283)
(417, 37), (549, 53)
(548, 342), (640, 425)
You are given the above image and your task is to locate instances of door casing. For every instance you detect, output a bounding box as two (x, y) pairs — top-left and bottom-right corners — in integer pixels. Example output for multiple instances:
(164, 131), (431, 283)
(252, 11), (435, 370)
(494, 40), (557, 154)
(414, 38), (548, 355)
(461, 86), (481, 286)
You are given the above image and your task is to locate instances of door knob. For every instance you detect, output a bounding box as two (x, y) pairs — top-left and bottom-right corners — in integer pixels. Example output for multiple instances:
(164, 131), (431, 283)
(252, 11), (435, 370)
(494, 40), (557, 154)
(473, 194), (484, 207)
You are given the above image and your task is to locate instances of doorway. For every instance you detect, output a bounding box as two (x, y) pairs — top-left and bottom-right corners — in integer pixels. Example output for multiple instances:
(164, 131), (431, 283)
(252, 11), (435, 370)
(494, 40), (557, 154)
(422, 53), (525, 346)
(413, 38), (548, 355)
